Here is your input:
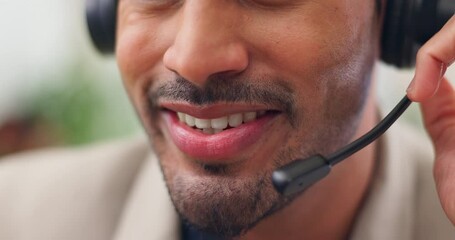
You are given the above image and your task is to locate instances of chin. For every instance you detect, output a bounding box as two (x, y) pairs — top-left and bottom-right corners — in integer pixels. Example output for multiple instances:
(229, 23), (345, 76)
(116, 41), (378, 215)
(166, 166), (282, 237)
(152, 135), (301, 238)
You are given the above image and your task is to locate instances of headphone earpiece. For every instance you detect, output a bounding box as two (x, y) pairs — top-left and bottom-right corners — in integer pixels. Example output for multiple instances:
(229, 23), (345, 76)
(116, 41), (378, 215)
(381, 0), (418, 68)
(85, 0), (454, 69)
(86, 0), (118, 54)
(381, 0), (454, 68)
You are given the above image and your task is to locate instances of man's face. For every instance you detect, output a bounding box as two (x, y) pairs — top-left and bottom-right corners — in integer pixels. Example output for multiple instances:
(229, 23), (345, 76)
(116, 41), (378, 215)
(117, 0), (379, 237)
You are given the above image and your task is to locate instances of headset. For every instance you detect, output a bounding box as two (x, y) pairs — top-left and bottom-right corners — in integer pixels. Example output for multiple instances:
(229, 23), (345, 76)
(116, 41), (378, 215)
(86, 0), (455, 197)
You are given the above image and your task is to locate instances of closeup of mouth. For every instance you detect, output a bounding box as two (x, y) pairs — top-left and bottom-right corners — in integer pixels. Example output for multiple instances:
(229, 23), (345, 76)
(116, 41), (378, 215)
(160, 103), (281, 162)
(176, 110), (268, 134)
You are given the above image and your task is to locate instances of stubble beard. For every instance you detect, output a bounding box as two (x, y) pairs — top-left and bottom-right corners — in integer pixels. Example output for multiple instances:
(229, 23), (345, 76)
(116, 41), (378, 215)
(145, 71), (368, 238)
(152, 120), (360, 238)
(157, 142), (303, 238)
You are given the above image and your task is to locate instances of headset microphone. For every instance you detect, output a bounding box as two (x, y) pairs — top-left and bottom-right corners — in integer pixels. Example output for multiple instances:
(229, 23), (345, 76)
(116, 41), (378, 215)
(272, 96), (412, 196)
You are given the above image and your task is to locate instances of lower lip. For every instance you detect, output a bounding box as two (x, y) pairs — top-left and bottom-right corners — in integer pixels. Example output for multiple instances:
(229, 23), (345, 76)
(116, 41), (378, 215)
(162, 112), (277, 162)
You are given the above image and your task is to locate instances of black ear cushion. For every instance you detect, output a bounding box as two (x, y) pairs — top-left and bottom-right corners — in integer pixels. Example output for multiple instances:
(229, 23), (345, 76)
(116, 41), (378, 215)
(381, 0), (418, 68)
(381, 0), (454, 68)
(86, 0), (118, 54)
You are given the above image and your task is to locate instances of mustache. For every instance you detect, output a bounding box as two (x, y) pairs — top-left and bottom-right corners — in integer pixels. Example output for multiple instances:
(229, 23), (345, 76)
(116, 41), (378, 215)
(148, 75), (298, 124)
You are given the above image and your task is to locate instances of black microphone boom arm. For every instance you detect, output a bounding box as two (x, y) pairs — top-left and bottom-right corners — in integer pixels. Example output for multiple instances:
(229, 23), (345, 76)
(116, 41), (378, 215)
(272, 96), (412, 197)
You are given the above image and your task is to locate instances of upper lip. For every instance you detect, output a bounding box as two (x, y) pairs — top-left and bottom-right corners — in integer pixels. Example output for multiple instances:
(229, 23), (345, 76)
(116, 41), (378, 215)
(160, 102), (280, 119)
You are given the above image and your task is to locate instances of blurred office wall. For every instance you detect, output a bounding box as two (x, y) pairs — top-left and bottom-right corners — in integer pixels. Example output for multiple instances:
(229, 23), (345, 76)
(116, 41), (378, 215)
(377, 62), (455, 129)
(0, 0), (140, 155)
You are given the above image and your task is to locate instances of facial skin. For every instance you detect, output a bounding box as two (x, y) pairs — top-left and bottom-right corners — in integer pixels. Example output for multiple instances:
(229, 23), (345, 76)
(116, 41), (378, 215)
(116, 0), (381, 238)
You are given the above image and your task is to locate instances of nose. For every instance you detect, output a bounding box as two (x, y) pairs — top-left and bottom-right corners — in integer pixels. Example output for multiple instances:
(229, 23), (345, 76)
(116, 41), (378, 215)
(163, 2), (249, 86)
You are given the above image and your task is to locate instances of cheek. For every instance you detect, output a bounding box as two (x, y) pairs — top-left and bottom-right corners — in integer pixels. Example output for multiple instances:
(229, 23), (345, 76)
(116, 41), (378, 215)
(247, 15), (358, 97)
(116, 26), (154, 86)
(249, 0), (375, 86)
(115, 25), (162, 123)
(116, 16), (175, 86)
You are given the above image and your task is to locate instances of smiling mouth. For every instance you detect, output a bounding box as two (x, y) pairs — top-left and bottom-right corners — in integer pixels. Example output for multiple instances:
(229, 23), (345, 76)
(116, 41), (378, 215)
(176, 110), (269, 135)
(159, 104), (282, 161)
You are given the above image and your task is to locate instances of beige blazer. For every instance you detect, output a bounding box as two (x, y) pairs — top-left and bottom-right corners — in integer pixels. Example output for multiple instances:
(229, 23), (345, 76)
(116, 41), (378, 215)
(0, 123), (454, 240)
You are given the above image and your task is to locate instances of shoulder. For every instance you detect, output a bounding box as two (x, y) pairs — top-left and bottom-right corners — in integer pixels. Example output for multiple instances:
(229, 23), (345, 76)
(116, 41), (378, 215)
(389, 122), (455, 239)
(0, 135), (150, 189)
(387, 121), (433, 161)
(0, 136), (151, 240)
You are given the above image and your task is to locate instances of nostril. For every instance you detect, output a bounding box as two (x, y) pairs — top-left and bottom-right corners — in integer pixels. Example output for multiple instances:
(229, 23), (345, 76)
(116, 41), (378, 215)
(163, 39), (249, 86)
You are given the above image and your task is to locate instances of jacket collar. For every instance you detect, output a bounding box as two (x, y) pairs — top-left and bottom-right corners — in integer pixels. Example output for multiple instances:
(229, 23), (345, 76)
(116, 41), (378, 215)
(113, 153), (180, 240)
(350, 123), (416, 240)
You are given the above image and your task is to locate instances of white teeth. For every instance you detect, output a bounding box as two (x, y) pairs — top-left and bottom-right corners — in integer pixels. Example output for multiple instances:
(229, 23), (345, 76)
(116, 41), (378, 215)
(195, 118), (211, 129)
(177, 110), (268, 133)
(211, 116), (228, 129)
(185, 115), (196, 127)
(177, 112), (185, 122)
(228, 113), (243, 127)
(243, 112), (257, 123)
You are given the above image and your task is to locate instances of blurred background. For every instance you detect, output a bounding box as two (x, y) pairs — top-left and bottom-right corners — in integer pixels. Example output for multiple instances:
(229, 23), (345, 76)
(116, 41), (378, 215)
(0, 0), (140, 156)
(0, 0), (453, 157)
